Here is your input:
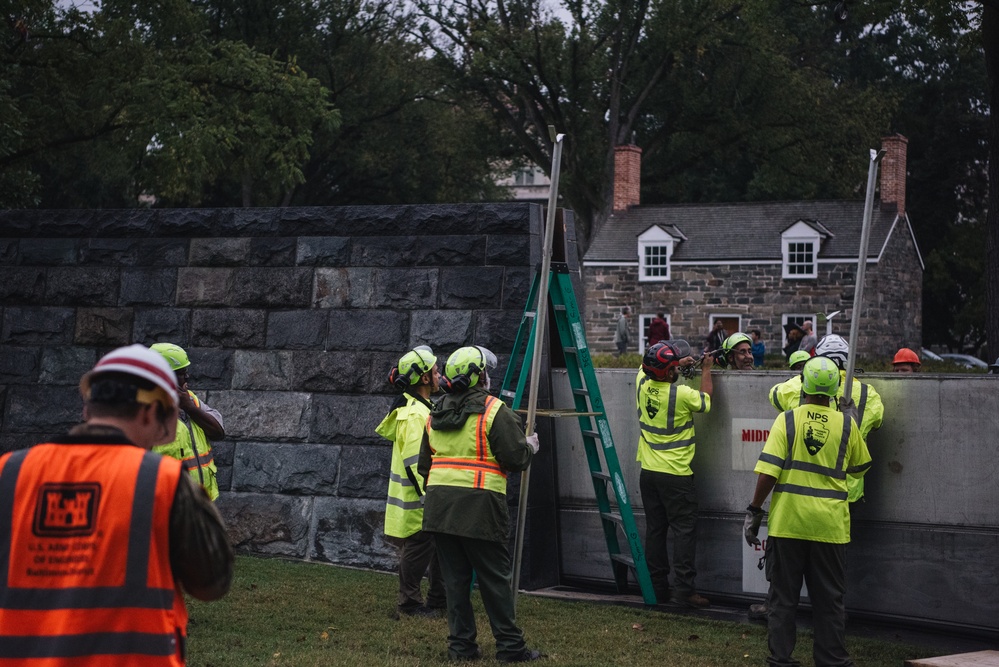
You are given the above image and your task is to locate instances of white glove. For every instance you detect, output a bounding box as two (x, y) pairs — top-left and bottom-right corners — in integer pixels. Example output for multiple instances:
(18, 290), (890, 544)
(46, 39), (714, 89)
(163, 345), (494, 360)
(525, 432), (540, 454)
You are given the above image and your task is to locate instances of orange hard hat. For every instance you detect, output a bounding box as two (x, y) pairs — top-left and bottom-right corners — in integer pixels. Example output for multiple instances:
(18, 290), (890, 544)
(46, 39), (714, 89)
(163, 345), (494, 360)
(892, 348), (920, 366)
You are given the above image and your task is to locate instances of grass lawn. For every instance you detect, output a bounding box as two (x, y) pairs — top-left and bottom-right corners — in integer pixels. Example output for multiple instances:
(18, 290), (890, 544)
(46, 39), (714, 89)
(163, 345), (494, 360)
(187, 555), (932, 666)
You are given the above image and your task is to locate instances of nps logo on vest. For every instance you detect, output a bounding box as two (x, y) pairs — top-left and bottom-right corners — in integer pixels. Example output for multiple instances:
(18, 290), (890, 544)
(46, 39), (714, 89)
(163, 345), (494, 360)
(644, 385), (661, 419)
(32, 483), (102, 537)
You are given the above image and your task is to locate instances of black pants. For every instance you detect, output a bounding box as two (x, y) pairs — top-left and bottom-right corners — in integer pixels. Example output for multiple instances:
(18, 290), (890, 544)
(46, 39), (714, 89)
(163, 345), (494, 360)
(639, 469), (698, 597)
(396, 530), (446, 611)
(767, 536), (852, 667)
(432, 532), (527, 661)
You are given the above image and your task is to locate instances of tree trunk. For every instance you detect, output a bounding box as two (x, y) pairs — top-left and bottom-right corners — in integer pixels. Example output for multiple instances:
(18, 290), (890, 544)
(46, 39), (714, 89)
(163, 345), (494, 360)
(984, 3), (999, 364)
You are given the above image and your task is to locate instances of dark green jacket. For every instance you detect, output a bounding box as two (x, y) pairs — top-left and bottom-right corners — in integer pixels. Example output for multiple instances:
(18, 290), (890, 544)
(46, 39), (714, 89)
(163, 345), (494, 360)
(418, 386), (533, 542)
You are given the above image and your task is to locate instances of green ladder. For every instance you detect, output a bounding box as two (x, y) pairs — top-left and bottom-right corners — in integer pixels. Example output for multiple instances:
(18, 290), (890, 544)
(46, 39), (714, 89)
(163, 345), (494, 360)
(499, 261), (658, 605)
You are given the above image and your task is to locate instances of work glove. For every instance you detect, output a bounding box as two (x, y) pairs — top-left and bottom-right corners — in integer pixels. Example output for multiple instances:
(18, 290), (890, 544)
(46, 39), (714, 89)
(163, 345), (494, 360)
(838, 396), (859, 426)
(744, 505), (764, 547)
(525, 432), (540, 454)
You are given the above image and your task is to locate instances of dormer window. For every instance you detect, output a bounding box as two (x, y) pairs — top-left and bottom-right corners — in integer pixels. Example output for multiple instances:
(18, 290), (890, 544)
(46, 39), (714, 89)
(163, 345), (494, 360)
(638, 225), (676, 282)
(781, 220), (825, 279)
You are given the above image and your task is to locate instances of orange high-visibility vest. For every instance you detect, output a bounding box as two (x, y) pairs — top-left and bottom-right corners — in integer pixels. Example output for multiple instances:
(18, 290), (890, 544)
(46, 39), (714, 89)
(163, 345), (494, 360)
(0, 442), (187, 666)
(426, 396), (508, 493)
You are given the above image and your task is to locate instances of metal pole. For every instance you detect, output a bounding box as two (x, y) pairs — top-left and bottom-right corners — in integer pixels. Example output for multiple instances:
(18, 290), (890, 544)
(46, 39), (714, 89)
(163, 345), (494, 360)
(512, 128), (564, 604)
(843, 148), (886, 399)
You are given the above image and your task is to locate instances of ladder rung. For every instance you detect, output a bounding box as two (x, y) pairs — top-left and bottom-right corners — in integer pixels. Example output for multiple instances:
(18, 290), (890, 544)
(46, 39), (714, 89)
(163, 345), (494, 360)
(581, 429), (601, 440)
(524, 311), (537, 319)
(571, 387), (590, 396)
(591, 470), (610, 482)
(600, 511), (623, 525)
(562, 346), (578, 355)
(500, 390), (517, 399)
(553, 304), (566, 311)
(610, 553), (635, 568)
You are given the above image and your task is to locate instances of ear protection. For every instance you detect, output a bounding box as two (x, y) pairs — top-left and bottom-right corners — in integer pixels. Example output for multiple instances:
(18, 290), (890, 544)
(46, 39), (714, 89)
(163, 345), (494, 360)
(388, 362), (424, 390)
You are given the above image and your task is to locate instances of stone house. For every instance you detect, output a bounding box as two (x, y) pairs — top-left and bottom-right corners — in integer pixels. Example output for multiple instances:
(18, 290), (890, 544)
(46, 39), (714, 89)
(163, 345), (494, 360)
(582, 135), (923, 359)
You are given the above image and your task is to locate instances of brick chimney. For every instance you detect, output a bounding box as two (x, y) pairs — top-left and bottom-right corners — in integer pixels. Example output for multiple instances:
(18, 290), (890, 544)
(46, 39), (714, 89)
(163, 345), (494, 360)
(880, 134), (908, 215)
(613, 144), (642, 212)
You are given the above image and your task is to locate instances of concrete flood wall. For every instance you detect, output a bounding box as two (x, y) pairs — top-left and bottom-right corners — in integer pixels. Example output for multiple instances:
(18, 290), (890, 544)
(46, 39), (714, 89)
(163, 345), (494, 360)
(552, 368), (999, 636)
(0, 204), (563, 590)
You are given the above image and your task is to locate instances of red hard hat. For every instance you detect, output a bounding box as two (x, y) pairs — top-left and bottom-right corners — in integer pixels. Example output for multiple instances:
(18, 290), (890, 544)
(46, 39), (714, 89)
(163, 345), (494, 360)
(892, 348), (920, 366)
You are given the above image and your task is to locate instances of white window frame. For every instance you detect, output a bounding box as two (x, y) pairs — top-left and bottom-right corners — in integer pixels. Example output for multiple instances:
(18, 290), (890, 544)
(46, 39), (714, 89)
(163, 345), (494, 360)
(638, 312), (672, 351)
(781, 221), (821, 279)
(638, 226), (675, 282)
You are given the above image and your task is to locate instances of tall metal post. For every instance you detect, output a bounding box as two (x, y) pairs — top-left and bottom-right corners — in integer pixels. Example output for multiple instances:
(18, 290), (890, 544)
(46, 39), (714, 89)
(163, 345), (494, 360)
(843, 148), (886, 398)
(512, 128), (564, 604)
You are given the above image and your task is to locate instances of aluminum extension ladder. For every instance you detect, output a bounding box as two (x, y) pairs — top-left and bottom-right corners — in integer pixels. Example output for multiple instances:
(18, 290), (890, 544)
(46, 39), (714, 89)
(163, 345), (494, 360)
(498, 261), (658, 605)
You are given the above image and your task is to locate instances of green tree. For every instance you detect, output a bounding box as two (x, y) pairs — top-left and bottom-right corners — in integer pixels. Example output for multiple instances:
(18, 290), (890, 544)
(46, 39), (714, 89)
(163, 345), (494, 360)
(0, 0), (337, 208)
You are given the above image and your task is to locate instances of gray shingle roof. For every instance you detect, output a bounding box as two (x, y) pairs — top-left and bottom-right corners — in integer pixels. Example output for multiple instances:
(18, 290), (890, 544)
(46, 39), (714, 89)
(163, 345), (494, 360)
(584, 200), (900, 263)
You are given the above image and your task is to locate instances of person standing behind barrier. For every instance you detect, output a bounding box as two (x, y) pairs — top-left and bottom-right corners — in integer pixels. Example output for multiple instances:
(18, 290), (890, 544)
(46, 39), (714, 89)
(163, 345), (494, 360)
(751, 330), (766, 368)
(744, 356), (871, 667)
(647, 312), (671, 347)
(636, 341), (714, 607)
(0, 345), (234, 665)
(377, 345), (447, 619)
(798, 321), (818, 354)
(418, 346), (541, 663)
(150, 343), (224, 501)
(892, 348), (920, 373)
(703, 320), (726, 355)
(614, 306), (631, 356)
(722, 332), (755, 371)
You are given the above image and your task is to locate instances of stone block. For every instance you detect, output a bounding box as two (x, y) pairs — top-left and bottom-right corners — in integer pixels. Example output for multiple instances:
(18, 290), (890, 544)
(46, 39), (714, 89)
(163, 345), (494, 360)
(39, 347), (97, 385)
(119, 269), (177, 306)
(0, 267), (45, 304)
(232, 350), (294, 390)
(2, 307), (75, 344)
(231, 442), (340, 494)
(0, 347), (40, 383)
(350, 235), (483, 267)
(189, 238), (251, 266)
(186, 348), (233, 389)
(311, 394), (393, 445)
(337, 444), (391, 498)
(327, 310), (408, 351)
(6, 385), (82, 433)
(311, 497), (395, 570)
(133, 308), (191, 346)
(473, 310), (522, 353)
(176, 268), (233, 307)
(0, 432), (39, 456)
(439, 267), (503, 308)
(81, 239), (140, 266)
(486, 233), (532, 266)
(75, 308), (134, 346)
(18, 239), (82, 265)
(216, 492), (311, 558)
(136, 239), (189, 267)
(212, 440), (234, 492)
(409, 310), (474, 350)
(207, 390), (311, 440)
(249, 237), (296, 266)
(228, 268), (313, 308)
(292, 351), (380, 393)
(191, 309), (266, 348)
(266, 310), (328, 350)
(501, 267), (533, 309)
(371, 268), (439, 308)
(45, 268), (119, 306)
(313, 268), (374, 308)
(296, 237), (350, 267)
(0, 239), (17, 264)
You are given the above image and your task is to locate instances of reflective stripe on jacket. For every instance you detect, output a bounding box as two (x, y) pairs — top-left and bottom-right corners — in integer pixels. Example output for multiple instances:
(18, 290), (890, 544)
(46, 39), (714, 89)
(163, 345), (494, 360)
(0, 443), (186, 665)
(377, 393), (433, 538)
(153, 391), (219, 501)
(754, 404), (872, 544)
(426, 396), (508, 493)
(635, 369), (710, 476)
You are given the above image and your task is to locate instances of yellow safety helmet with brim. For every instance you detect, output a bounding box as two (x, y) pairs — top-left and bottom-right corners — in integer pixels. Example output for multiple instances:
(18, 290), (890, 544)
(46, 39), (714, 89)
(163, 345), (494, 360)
(80, 344), (180, 409)
(443, 345), (497, 392)
(801, 356), (840, 398)
(150, 342), (191, 372)
(722, 332), (752, 355)
(788, 350), (811, 368)
(391, 345), (437, 388)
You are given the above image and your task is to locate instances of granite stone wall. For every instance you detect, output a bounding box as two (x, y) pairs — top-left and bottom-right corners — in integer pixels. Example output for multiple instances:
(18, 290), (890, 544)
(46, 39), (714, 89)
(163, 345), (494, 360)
(583, 216), (922, 359)
(0, 205), (562, 587)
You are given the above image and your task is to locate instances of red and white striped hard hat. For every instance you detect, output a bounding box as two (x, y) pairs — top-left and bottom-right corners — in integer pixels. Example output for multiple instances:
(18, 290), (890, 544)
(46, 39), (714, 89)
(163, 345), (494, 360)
(79, 344), (179, 408)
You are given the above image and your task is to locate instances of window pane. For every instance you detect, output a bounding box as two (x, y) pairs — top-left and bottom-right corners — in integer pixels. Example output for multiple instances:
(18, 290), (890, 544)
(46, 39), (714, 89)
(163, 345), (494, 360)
(786, 241), (814, 275)
(643, 245), (669, 277)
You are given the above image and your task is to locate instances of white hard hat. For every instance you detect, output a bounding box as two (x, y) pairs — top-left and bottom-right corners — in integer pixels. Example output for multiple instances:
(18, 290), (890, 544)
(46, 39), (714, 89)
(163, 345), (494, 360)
(80, 344), (179, 408)
(814, 334), (849, 367)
